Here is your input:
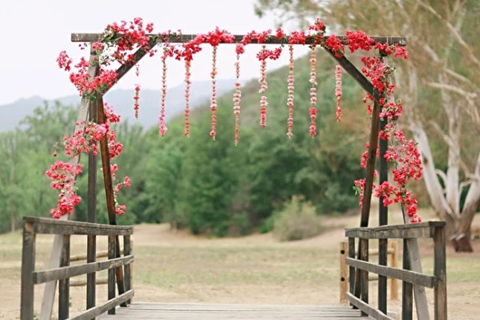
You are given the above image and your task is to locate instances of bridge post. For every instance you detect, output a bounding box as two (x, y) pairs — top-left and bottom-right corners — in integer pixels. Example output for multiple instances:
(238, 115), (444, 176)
(20, 221), (36, 320)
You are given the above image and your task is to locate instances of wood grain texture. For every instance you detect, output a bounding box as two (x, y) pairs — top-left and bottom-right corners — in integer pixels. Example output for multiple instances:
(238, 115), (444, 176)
(345, 221), (445, 239)
(68, 290), (134, 320)
(97, 303), (366, 320)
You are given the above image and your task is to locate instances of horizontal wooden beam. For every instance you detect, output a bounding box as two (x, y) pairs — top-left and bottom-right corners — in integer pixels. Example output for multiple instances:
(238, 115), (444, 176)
(23, 216), (133, 236)
(67, 289), (134, 320)
(70, 277), (108, 287)
(346, 258), (436, 288)
(71, 33), (407, 46)
(70, 249), (124, 262)
(33, 255), (134, 284)
(346, 292), (394, 320)
(345, 221), (445, 239)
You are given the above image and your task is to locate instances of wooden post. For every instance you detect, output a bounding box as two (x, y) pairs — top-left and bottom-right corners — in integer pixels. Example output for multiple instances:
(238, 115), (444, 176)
(58, 235), (70, 320)
(360, 239), (369, 317)
(348, 237), (355, 307)
(339, 242), (348, 304)
(21, 221), (36, 320)
(402, 241), (413, 320)
(434, 225), (447, 320)
(40, 48), (98, 320)
(124, 235), (132, 305)
(108, 235), (116, 315)
(378, 115), (388, 314)
(390, 241), (398, 300)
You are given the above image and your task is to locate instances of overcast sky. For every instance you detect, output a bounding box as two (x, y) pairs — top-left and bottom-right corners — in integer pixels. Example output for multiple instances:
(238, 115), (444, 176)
(0, 0), (312, 105)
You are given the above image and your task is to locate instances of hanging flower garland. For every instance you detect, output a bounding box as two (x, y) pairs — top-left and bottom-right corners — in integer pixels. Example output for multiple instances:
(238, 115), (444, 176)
(233, 44), (245, 145)
(335, 65), (343, 122)
(309, 45), (317, 137)
(159, 45), (173, 136)
(286, 44), (295, 138)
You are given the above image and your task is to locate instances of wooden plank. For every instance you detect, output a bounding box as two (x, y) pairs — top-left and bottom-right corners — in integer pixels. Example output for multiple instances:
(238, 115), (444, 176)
(339, 242), (348, 304)
(20, 221), (36, 320)
(390, 241), (399, 300)
(59, 235), (71, 320)
(124, 235), (132, 304)
(71, 249), (124, 262)
(33, 255), (134, 284)
(378, 115), (388, 314)
(108, 236), (116, 315)
(359, 239), (368, 317)
(346, 258), (435, 288)
(434, 225), (447, 320)
(347, 238), (355, 300)
(67, 289), (134, 320)
(402, 241), (413, 320)
(71, 33), (407, 46)
(24, 216), (133, 236)
(346, 293), (394, 320)
(40, 48), (98, 320)
(401, 206), (431, 320)
(71, 278), (108, 287)
(87, 97), (97, 314)
(345, 221), (445, 239)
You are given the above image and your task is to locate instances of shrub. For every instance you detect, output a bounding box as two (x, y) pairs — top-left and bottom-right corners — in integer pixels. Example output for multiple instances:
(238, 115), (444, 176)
(273, 199), (321, 241)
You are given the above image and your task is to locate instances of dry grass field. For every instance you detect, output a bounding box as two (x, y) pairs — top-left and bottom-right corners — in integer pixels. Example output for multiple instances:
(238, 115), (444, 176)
(0, 209), (479, 319)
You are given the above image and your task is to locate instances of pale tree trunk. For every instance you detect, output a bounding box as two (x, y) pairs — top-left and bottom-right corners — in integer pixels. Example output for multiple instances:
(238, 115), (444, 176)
(10, 211), (16, 233)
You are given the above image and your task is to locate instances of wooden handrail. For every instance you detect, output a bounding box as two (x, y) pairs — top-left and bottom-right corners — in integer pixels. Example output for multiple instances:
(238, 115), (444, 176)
(344, 222), (447, 320)
(20, 217), (134, 320)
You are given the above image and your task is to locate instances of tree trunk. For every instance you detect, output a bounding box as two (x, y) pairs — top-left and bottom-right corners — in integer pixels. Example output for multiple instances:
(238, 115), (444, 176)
(10, 211), (16, 233)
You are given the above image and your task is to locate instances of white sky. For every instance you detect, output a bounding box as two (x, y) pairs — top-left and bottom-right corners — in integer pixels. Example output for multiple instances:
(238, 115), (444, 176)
(0, 0), (311, 105)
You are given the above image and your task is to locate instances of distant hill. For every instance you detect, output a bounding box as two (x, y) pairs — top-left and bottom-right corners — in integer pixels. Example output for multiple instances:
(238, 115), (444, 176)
(0, 79), (239, 132)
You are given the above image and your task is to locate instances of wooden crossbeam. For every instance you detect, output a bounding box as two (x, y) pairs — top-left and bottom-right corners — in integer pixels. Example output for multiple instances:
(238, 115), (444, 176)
(71, 33), (407, 46)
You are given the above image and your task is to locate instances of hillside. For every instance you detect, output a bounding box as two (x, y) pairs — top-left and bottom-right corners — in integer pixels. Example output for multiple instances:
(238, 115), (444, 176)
(0, 79), (239, 132)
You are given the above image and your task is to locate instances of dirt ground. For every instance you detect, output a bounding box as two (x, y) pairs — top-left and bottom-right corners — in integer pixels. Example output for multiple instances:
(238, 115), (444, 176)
(1, 209), (479, 319)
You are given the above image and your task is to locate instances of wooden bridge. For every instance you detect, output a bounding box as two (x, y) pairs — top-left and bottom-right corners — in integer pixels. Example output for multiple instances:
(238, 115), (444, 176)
(20, 216), (447, 320)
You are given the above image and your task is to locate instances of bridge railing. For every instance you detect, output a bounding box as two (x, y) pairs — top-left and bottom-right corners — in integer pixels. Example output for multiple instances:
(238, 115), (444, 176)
(20, 216), (134, 320)
(345, 221), (447, 320)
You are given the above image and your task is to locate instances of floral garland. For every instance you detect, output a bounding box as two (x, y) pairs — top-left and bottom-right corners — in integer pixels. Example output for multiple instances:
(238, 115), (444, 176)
(54, 18), (422, 222)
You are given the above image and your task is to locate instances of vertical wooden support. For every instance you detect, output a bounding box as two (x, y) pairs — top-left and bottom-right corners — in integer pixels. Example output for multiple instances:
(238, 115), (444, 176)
(434, 225), (447, 320)
(21, 221), (36, 320)
(97, 98), (127, 306)
(108, 235), (116, 315)
(58, 235), (71, 320)
(40, 48), (98, 320)
(402, 241), (413, 320)
(378, 116), (388, 314)
(348, 237), (355, 300)
(87, 98), (98, 314)
(339, 242), (348, 304)
(124, 235), (132, 305)
(360, 239), (369, 316)
(390, 241), (398, 300)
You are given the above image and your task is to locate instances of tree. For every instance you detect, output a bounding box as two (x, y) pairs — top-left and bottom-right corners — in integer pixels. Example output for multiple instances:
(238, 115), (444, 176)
(255, 0), (480, 251)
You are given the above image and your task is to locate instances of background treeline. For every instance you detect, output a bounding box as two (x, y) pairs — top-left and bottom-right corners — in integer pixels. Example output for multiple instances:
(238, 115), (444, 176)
(0, 53), (378, 235)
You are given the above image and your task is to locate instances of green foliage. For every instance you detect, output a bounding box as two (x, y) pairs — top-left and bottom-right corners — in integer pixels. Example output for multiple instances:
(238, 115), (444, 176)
(273, 198), (321, 241)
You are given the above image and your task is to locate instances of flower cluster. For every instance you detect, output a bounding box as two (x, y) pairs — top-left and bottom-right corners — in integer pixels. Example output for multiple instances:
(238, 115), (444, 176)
(46, 104), (130, 218)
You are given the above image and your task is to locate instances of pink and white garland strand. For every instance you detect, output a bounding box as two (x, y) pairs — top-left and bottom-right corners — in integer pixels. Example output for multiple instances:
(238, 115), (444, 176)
(133, 84), (140, 119)
(184, 59), (191, 136)
(233, 44), (244, 146)
(258, 45), (268, 128)
(309, 46), (317, 137)
(287, 44), (295, 138)
(335, 65), (342, 122)
(210, 46), (218, 139)
(159, 46), (172, 136)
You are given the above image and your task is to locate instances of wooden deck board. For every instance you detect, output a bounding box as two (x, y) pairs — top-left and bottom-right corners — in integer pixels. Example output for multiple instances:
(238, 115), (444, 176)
(97, 303), (367, 319)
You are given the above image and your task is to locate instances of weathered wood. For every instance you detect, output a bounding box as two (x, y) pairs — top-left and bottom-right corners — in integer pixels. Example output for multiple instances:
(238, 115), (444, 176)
(40, 49), (99, 320)
(108, 236), (116, 315)
(87, 97), (98, 314)
(33, 255), (134, 284)
(23, 216), (133, 236)
(378, 115), (388, 314)
(20, 221), (36, 320)
(59, 235), (71, 320)
(390, 241), (399, 301)
(348, 238), (355, 300)
(339, 242), (348, 304)
(124, 235), (132, 305)
(68, 290), (134, 320)
(97, 302), (365, 319)
(71, 249), (124, 262)
(402, 241), (413, 320)
(359, 239), (368, 317)
(71, 277), (108, 287)
(345, 221), (445, 239)
(71, 33), (407, 46)
(434, 225), (447, 320)
(97, 98), (127, 306)
(401, 207), (431, 320)
(346, 258), (435, 288)
(346, 293), (394, 320)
